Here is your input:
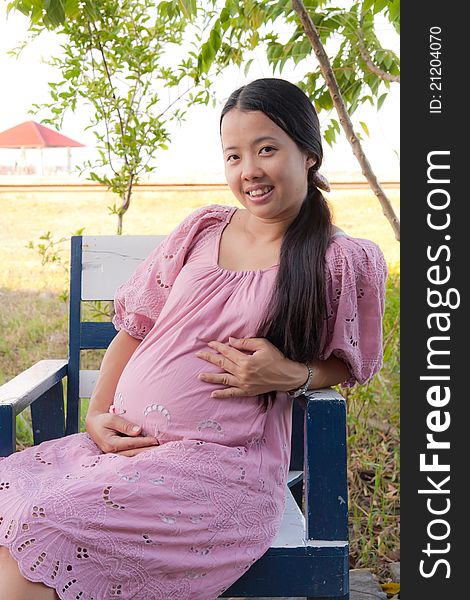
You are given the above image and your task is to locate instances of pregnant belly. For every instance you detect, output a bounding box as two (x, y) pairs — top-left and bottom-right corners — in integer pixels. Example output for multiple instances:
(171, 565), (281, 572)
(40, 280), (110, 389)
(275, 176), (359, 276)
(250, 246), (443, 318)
(111, 344), (266, 446)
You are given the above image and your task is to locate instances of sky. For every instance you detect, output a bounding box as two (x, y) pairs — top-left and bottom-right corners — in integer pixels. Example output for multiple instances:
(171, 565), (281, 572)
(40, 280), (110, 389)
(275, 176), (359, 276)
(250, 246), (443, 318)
(0, 4), (400, 182)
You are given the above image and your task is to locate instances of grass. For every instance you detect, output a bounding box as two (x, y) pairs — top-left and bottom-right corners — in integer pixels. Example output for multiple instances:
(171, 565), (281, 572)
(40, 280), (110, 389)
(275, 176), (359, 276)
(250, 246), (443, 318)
(0, 187), (399, 292)
(0, 187), (400, 579)
(344, 268), (400, 575)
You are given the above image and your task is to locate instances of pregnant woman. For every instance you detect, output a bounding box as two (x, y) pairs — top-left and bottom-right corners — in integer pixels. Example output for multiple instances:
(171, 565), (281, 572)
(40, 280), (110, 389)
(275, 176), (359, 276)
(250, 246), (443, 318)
(0, 78), (387, 600)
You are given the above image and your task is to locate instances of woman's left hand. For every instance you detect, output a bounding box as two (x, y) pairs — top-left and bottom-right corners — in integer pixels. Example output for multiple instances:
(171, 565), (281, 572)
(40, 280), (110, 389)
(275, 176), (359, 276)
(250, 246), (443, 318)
(195, 336), (294, 398)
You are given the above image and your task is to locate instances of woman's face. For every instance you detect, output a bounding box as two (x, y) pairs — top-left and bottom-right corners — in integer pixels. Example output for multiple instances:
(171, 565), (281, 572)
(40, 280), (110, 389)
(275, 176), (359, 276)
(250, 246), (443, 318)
(220, 108), (316, 220)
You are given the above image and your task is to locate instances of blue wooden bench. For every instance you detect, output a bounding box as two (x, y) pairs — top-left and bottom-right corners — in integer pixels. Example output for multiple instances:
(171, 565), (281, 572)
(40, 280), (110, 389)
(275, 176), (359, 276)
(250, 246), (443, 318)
(0, 235), (349, 599)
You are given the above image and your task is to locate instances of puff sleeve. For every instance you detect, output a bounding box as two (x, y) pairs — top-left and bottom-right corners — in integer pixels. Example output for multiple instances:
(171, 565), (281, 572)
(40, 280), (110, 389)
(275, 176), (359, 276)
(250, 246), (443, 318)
(112, 204), (235, 340)
(319, 235), (388, 387)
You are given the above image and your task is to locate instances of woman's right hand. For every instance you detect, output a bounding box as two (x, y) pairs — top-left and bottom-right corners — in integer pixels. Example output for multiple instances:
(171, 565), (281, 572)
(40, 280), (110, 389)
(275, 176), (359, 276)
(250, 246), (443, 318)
(85, 411), (160, 455)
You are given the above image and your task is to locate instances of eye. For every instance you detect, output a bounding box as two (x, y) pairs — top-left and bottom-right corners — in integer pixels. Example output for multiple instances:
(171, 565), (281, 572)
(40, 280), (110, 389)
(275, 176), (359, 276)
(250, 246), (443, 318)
(260, 146), (275, 155)
(226, 154), (239, 163)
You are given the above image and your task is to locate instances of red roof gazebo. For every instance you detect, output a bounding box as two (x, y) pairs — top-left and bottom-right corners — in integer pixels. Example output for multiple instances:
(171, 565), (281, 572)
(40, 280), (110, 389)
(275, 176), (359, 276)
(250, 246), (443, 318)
(0, 120), (85, 174)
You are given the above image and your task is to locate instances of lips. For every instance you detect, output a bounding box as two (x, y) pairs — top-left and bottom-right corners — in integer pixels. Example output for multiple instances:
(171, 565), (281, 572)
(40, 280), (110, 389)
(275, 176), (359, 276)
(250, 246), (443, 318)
(245, 185), (274, 198)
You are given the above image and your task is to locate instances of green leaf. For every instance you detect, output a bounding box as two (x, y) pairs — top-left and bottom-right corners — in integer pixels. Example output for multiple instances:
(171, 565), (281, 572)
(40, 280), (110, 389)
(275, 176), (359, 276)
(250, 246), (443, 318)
(267, 42), (284, 63)
(324, 128), (332, 146)
(209, 26), (222, 53)
(64, 0), (80, 19)
(359, 121), (370, 137)
(389, 0), (400, 22)
(200, 41), (216, 74)
(317, 90), (333, 111)
(383, 53), (393, 70)
(244, 58), (254, 77)
(377, 92), (388, 110)
(278, 56), (289, 74)
(177, 0), (197, 20)
(220, 7), (230, 23)
(373, 0), (389, 14)
(342, 68), (353, 83)
(43, 0), (65, 28)
(299, 37), (312, 57)
(361, 95), (374, 106)
(323, 124), (337, 148)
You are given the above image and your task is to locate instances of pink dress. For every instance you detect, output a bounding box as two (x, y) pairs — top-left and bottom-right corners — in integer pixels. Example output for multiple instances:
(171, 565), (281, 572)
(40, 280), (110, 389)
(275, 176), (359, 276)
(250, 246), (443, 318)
(0, 204), (387, 600)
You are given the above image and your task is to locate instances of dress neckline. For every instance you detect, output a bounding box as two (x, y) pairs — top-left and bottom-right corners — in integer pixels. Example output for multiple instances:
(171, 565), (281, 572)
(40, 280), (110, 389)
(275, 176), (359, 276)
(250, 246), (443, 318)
(214, 205), (348, 275)
(214, 207), (280, 275)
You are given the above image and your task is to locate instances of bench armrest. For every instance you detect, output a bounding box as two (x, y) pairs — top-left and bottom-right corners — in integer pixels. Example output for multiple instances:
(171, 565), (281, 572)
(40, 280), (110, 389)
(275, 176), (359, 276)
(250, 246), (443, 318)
(0, 359), (68, 456)
(300, 388), (348, 542)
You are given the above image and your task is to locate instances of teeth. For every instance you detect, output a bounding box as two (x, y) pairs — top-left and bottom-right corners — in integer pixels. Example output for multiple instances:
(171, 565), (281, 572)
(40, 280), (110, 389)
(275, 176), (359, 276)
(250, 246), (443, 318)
(248, 186), (272, 197)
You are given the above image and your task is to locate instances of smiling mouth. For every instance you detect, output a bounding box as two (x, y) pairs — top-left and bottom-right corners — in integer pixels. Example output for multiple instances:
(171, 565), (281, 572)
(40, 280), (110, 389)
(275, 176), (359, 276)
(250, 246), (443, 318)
(246, 186), (274, 198)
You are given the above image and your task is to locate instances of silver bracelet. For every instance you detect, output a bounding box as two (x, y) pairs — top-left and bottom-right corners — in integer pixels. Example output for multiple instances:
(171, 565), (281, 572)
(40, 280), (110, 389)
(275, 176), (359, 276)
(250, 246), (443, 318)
(287, 363), (314, 398)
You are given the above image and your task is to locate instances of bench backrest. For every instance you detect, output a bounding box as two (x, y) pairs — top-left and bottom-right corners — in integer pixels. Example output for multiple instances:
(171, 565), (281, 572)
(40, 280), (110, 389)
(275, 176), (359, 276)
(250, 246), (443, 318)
(66, 236), (305, 472)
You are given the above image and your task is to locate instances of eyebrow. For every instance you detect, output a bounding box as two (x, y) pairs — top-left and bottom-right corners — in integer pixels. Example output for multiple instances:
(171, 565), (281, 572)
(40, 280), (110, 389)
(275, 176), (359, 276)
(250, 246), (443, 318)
(223, 136), (280, 152)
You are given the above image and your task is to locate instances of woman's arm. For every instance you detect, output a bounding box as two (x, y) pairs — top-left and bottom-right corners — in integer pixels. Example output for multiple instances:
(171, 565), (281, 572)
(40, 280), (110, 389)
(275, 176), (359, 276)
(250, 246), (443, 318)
(86, 329), (140, 417)
(85, 330), (159, 453)
(282, 355), (351, 393)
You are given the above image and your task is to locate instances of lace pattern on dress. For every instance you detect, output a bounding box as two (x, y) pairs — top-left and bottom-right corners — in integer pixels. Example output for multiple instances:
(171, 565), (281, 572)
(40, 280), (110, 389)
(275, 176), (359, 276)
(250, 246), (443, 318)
(0, 434), (285, 600)
(112, 205), (235, 340)
(320, 235), (388, 387)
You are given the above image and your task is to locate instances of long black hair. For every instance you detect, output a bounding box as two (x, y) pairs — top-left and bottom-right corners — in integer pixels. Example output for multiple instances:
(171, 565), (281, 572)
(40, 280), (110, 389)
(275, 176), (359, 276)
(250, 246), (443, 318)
(220, 78), (333, 411)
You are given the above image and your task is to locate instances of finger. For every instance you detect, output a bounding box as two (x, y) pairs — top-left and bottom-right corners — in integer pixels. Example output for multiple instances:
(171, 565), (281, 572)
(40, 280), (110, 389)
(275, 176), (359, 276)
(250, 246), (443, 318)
(210, 386), (245, 399)
(228, 336), (267, 351)
(196, 345), (239, 370)
(198, 372), (237, 386)
(209, 341), (247, 362)
(109, 415), (143, 436)
(110, 434), (160, 451)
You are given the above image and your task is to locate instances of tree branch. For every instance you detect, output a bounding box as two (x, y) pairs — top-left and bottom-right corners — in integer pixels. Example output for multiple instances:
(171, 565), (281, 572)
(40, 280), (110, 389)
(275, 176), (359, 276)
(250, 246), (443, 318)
(89, 20), (129, 171)
(86, 20), (117, 176)
(356, 35), (400, 83)
(357, 9), (400, 83)
(292, 0), (400, 241)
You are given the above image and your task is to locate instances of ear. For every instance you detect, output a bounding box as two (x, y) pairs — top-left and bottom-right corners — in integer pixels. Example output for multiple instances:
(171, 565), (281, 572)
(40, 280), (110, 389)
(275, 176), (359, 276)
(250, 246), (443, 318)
(306, 155), (317, 169)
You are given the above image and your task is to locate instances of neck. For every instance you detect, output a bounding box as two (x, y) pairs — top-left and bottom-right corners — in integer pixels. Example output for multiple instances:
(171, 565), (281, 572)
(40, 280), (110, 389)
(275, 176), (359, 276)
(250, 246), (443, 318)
(242, 210), (297, 244)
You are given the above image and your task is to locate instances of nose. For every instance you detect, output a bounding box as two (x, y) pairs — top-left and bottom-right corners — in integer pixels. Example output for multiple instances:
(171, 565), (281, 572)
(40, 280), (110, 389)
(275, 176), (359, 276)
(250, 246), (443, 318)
(241, 156), (264, 181)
